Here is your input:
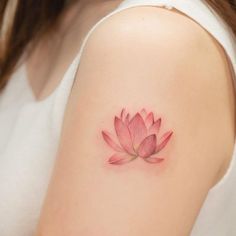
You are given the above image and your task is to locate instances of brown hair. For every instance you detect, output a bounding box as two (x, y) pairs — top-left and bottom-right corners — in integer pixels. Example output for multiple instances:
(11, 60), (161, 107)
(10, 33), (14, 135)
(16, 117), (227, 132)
(0, 0), (235, 92)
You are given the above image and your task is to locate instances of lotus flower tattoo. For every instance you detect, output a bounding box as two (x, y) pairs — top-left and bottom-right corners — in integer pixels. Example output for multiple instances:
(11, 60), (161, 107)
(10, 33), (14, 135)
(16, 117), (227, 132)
(102, 108), (173, 165)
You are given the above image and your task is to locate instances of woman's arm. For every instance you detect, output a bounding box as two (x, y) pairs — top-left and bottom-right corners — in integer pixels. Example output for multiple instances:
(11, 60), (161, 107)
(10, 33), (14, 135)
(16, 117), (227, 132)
(34, 6), (235, 236)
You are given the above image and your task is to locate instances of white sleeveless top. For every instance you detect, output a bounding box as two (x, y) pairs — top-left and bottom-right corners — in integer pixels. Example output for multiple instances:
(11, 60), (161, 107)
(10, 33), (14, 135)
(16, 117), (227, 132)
(0, 0), (235, 235)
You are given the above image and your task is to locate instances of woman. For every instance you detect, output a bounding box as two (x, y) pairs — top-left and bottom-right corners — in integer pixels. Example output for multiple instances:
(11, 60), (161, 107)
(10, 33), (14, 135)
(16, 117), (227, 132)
(0, 0), (235, 235)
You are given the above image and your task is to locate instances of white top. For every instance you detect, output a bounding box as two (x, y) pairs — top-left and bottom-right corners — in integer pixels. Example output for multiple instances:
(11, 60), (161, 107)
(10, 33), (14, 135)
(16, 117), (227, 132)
(0, 0), (235, 235)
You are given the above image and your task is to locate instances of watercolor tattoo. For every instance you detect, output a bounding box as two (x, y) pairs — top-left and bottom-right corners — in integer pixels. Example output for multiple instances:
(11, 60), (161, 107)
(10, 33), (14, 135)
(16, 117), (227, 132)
(102, 108), (173, 165)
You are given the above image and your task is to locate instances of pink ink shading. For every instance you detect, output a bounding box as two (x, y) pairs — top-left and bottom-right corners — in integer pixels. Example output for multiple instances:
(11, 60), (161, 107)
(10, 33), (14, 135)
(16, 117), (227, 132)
(102, 108), (173, 165)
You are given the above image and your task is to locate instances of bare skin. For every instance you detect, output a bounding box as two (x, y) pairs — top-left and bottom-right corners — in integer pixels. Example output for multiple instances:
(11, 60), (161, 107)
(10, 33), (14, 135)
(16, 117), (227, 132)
(21, 1), (236, 235)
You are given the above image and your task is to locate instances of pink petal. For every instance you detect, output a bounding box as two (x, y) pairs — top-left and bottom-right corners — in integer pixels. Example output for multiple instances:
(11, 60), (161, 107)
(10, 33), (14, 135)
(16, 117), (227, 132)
(114, 117), (135, 155)
(102, 131), (124, 152)
(128, 113), (147, 150)
(140, 108), (147, 119)
(137, 134), (157, 158)
(148, 118), (161, 135)
(120, 108), (126, 121)
(143, 156), (164, 164)
(145, 112), (154, 128)
(108, 153), (137, 165)
(125, 113), (130, 126)
(155, 130), (173, 153)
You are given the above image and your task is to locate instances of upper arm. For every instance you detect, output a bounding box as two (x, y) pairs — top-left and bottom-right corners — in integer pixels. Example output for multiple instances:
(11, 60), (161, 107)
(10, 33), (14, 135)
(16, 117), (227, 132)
(34, 6), (235, 236)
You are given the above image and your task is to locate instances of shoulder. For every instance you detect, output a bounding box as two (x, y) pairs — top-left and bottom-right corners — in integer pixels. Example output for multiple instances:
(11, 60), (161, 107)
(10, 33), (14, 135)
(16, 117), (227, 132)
(81, 5), (217, 57)
(78, 5), (228, 85)
(68, 5), (235, 181)
(75, 4), (231, 99)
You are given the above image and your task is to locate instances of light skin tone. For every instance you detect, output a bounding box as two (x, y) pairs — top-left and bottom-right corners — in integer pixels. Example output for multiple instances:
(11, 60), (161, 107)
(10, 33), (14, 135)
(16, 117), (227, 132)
(22, 1), (236, 235)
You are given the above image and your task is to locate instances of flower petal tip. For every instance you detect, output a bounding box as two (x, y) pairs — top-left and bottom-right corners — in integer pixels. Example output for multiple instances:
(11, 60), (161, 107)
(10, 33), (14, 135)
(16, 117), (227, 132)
(155, 132), (173, 153)
(144, 157), (165, 164)
(145, 112), (154, 127)
(108, 159), (124, 165)
(102, 131), (124, 152)
(165, 130), (174, 140)
(140, 108), (147, 117)
(120, 108), (126, 120)
(101, 130), (109, 140)
(108, 154), (136, 165)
